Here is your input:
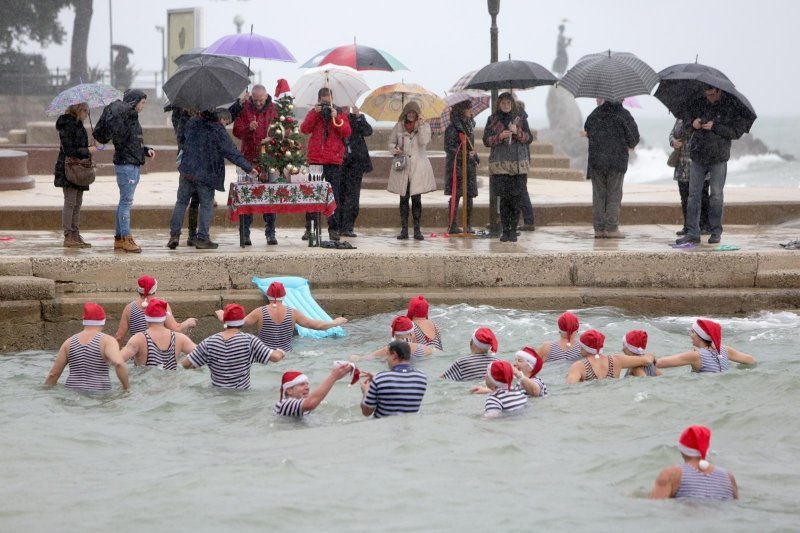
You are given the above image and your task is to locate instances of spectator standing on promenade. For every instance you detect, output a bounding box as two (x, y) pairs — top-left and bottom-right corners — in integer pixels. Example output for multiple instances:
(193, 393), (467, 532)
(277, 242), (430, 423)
(444, 100), (479, 234)
(670, 118), (710, 237)
(340, 105), (373, 237)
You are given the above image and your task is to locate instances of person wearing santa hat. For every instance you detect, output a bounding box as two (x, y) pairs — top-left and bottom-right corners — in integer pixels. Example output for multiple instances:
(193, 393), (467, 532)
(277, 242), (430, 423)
(273, 362), (356, 418)
(441, 327), (499, 381)
(115, 275), (197, 345)
(483, 360), (528, 418)
(471, 346), (548, 398)
(536, 311), (582, 363)
(215, 281), (347, 353)
(656, 318), (756, 373)
(621, 329), (662, 377)
(181, 303), (285, 389)
(566, 329), (656, 384)
(361, 340), (427, 418)
(45, 302), (129, 391)
(406, 295), (443, 350)
(119, 298), (197, 369)
(351, 315), (436, 362)
(650, 425), (738, 500)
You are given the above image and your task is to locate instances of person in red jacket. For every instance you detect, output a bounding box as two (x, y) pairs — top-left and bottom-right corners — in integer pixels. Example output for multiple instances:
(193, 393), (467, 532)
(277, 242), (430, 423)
(300, 87), (351, 241)
(232, 84), (279, 245)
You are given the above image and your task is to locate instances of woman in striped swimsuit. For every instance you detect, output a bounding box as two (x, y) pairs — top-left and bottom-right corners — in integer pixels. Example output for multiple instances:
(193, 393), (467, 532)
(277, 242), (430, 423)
(566, 329), (655, 384)
(484, 360), (528, 418)
(45, 302), (129, 391)
(651, 425), (738, 500)
(537, 311), (581, 363)
(353, 316), (435, 362)
(471, 346), (548, 397)
(120, 299), (196, 369)
(222, 281), (347, 353)
(656, 318), (756, 373)
(407, 295), (443, 350)
(621, 330), (662, 377)
(114, 275), (197, 344)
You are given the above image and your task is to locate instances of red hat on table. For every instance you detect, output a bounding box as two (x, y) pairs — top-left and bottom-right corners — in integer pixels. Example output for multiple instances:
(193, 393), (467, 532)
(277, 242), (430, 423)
(486, 360), (514, 390)
(692, 318), (722, 353)
(275, 79), (292, 99)
(280, 371), (308, 400)
(678, 425), (712, 470)
(471, 327), (498, 353)
(137, 275), (158, 307)
(623, 330), (648, 355)
(266, 281), (286, 301)
(144, 298), (168, 323)
(558, 311), (580, 346)
(391, 316), (415, 337)
(515, 346), (543, 377)
(579, 329), (605, 358)
(82, 302), (106, 326)
(406, 295), (429, 319)
(223, 304), (246, 328)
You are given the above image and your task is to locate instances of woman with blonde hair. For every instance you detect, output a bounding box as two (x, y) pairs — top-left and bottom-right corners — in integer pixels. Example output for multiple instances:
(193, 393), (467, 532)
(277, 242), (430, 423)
(54, 102), (96, 248)
(387, 101), (436, 240)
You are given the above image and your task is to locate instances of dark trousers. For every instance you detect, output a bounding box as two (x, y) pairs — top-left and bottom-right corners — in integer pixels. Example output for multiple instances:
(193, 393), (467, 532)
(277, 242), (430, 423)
(518, 189), (534, 225)
(306, 164), (343, 232)
(340, 164), (364, 232)
(678, 179), (710, 232)
(242, 213), (277, 238)
(493, 174), (526, 234)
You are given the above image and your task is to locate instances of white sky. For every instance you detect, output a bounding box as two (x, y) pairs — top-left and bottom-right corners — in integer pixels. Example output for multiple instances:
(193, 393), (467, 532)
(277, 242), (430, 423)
(24, 0), (799, 123)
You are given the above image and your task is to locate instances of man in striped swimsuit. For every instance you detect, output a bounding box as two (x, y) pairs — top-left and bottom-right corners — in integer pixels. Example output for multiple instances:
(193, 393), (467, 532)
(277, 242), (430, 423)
(181, 304), (284, 389)
(441, 327), (498, 382)
(484, 360), (527, 417)
(650, 425), (738, 500)
(273, 363), (356, 418)
(120, 298), (196, 369)
(361, 341), (427, 418)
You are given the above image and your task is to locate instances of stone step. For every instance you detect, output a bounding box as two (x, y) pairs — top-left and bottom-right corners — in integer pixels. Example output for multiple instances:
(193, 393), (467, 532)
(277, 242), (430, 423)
(530, 154), (571, 169)
(0, 275), (55, 301)
(528, 168), (585, 181)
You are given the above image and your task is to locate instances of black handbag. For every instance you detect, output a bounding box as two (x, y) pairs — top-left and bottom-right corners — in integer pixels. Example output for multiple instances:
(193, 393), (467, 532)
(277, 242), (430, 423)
(65, 156), (96, 186)
(666, 148), (681, 168)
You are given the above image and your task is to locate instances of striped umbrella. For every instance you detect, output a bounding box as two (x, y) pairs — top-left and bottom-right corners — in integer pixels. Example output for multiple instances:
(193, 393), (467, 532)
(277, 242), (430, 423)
(558, 50), (659, 102)
(429, 92), (490, 135)
(449, 70), (479, 93)
(301, 42), (407, 72)
(45, 83), (122, 116)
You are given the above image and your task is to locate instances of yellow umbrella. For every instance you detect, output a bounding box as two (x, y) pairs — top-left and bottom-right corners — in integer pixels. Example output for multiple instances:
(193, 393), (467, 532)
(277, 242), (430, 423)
(360, 82), (446, 121)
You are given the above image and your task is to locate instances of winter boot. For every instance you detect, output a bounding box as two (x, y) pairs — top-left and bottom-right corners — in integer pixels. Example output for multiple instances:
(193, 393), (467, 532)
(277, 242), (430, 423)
(114, 235), (124, 250)
(167, 234), (180, 249)
(74, 232), (92, 248)
(397, 198), (409, 240)
(63, 232), (82, 248)
(195, 238), (219, 250)
(122, 235), (141, 253)
(412, 196), (424, 240)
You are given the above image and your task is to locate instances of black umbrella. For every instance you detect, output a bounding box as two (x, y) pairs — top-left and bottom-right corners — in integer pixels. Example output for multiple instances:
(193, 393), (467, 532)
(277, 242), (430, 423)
(175, 47), (252, 75)
(654, 62), (757, 133)
(162, 55), (251, 111)
(464, 59), (557, 90)
(558, 50), (659, 101)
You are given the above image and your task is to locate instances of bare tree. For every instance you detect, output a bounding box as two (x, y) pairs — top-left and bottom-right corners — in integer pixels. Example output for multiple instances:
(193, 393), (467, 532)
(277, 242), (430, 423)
(69, 0), (93, 84)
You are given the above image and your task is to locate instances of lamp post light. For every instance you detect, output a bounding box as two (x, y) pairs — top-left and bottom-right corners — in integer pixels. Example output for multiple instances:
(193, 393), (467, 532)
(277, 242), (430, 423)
(487, 0), (501, 235)
(233, 15), (244, 34)
(155, 25), (165, 89)
(108, 0), (114, 86)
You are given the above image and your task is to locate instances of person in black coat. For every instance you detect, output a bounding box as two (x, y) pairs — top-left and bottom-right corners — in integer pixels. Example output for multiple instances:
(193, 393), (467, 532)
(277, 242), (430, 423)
(54, 102), (96, 248)
(444, 100), (479, 233)
(583, 99), (640, 239)
(339, 106), (373, 237)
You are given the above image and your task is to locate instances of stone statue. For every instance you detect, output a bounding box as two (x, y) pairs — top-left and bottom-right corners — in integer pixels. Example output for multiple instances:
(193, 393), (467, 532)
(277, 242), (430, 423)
(552, 23), (572, 76)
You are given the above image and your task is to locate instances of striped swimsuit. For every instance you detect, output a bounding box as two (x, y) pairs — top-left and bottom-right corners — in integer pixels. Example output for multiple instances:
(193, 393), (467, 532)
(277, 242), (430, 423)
(144, 331), (177, 370)
(517, 377), (548, 397)
(273, 398), (306, 418)
(259, 306), (294, 352)
(485, 388), (528, 415)
(128, 302), (148, 336)
(65, 333), (111, 391)
(413, 322), (443, 350)
(674, 464), (735, 500)
(410, 344), (427, 360)
(582, 356), (615, 381)
(441, 353), (498, 381)
(547, 341), (582, 362)
(363, 364), (428, 418)
(186, 332), (274, 390)
(695, 346), (730, 373)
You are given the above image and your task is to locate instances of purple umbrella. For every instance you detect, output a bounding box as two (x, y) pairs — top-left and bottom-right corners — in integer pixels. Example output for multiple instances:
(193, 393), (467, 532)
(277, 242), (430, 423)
(204, 25), (296, 64)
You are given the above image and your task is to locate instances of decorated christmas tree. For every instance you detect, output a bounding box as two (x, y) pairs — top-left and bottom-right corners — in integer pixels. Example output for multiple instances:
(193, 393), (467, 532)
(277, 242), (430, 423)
(261, 79), (306, 182)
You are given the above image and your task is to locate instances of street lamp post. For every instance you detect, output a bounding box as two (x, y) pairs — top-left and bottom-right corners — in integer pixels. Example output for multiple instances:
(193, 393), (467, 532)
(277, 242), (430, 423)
(155, 25), (165, 90)
(487, 0), (501, 235)
(233, 15), (244, 34)
(108, 0), (114, 86)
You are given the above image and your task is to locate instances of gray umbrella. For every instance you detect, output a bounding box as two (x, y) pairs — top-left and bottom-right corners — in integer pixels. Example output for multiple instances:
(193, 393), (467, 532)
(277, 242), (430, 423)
(163, 55), (251, 111)
(464, 59), (557, 91)
(558, 50), (659, 102)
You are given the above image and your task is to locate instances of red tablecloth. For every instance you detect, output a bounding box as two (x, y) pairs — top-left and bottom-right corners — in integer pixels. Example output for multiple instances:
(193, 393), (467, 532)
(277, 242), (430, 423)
(227, 181), (337, 222)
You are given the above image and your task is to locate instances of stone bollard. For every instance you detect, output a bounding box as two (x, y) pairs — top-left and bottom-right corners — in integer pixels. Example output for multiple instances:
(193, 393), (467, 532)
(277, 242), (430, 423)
(0, 149), (35, 191)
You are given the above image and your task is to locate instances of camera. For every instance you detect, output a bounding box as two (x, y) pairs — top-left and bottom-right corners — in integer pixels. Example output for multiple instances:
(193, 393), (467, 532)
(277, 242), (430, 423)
(319, 102), (333, 120)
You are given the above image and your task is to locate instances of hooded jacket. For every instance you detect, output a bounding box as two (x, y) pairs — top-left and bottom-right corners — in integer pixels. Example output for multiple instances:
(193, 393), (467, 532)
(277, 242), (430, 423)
(94, 89), (152, 166)
(53, 113), (91, 190)
(232, 96), (277, 163)
(343, 112), (373, 174)
(179, 114), (253, 192)
(300, 105), (352, 165)
(584, 101), (639, 174)
(685, 94), (747, 165)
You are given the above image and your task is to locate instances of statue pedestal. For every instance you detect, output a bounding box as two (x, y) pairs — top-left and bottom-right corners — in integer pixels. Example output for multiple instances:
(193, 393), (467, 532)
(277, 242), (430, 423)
(0, 150), (35, 191)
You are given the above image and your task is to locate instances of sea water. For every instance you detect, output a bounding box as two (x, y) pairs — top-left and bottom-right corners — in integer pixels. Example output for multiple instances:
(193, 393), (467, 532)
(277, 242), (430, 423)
(1, 306), (799, 532)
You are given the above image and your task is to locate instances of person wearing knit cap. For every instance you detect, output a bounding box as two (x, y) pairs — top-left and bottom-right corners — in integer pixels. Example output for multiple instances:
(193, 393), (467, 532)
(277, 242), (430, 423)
(650, 425), (738, 500)
(406, 295), (443, 350)
(351, 315), (435, 362)
(656, 318), (756, 373)
(273, 363), (355, 418)
(181, 303), (285, 390)
(621, 329), (662, 378)
(483, 360), (528, 417)
(215, 281), (347, 353)
(566, 329), (656, 384)
(115, 275), (197, 344)
(441, 327), (499, 381)
(119, 298), (197, 369)
(45, 302), (129, 391)
(536, 311), (582, 363)
(361, 340), (428, 418)
(471, 346), (548, 397)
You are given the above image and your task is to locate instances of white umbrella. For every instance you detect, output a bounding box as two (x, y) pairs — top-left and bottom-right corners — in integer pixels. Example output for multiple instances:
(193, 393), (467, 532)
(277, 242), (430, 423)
(293, 65), (369, 108)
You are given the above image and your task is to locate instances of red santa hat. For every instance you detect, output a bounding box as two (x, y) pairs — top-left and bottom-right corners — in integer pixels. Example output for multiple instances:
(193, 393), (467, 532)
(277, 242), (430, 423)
(266, 281), (286, 305)
(406, 295), (429, 319)
(486, 360), (514, 390)
(471, 327), (498, 353)
(678, 425), (712, 470)
(222, 303), (246, 328)
(275, 79), (292, 99)
(579, 329), (605, 358)
(144, 298), (168, 323)
(137, 275), (158, 308)
(557, 311), (580, 346)
(692, 318), (722, 353)
(623, 330), (648, 355)
(333, 360), (361, 385)
(391, 315), (415, 338)
(82, 302), (106, 326)
(280, 371), (309, 400)
(515, 346), (543, 378)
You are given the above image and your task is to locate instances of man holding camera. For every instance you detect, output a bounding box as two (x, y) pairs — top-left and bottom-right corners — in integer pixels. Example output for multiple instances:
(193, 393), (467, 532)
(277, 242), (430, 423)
(675, 86), (747, 246)
(300, 87), (351, 241)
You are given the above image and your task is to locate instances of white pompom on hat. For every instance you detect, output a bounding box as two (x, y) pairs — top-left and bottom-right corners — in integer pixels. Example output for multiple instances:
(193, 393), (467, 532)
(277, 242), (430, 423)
(137, 275), (158, 307)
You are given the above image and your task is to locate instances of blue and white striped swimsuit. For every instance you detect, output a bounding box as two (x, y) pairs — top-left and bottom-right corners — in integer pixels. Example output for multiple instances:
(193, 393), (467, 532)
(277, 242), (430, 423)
(144, 331), (177, 370)
(413, 322), (443, 350)
(65, 333), (110, 391)
(410, 344), (427, 360)
(695, 346), (729, 373)
(128, 302), (147, 335)
(674, 464), (734, 500)
(259, 306), (294, 352)
(186, 332), (274, 390)
(547, 341), (582, 362)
